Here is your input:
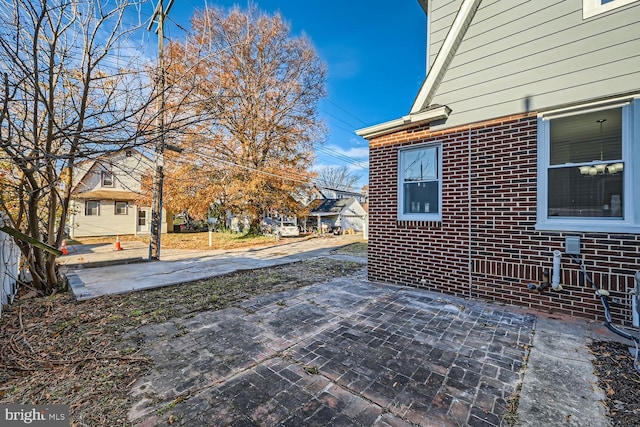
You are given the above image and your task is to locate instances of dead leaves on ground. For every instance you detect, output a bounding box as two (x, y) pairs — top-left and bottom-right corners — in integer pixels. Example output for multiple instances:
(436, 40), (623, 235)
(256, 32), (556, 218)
(590, 340), (640, 426)
(0, 257), (365, 425)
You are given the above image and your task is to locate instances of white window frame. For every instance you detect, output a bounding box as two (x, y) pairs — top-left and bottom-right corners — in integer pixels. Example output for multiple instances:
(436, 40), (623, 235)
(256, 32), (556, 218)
(101, 171), (114, 187)
(537, 98), (640, 233)
(397, 143), (443, 221)
(583, 0), (639, 19)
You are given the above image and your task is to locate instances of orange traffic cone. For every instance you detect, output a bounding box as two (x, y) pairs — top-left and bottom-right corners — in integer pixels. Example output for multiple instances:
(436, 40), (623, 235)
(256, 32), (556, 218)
(60, 240), (68, 255)
(115, 235), (122, 251)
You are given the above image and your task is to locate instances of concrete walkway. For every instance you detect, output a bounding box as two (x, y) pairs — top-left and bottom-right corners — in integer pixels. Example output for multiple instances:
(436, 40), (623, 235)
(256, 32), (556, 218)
(60, 234), (619, 426)
(62, 234), (362, 300)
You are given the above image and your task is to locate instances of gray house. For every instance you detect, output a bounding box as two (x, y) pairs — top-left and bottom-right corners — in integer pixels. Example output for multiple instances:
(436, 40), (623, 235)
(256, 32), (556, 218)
(357, 0), (640, 325)
(309, 197), (367, 233)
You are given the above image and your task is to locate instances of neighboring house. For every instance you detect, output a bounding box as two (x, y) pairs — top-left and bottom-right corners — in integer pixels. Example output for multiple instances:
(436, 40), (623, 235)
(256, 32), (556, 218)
(357, 0), (640, 326)
(309, 197), (367, 232)
(313, 186), (368, 204)
(294, 185), (368, 207)
(68, 149), (168, 238)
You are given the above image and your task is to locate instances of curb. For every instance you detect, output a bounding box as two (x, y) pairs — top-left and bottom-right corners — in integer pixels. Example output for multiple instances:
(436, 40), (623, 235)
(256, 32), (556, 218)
(65, 271), (94, 301)
(61, 256), (148, 270)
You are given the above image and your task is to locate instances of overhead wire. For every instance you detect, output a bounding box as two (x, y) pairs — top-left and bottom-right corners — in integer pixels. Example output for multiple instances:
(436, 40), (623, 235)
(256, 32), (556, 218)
(163, 147), (316, 185)
(3, 0), (368, 185)
(145, 0), (369, 177)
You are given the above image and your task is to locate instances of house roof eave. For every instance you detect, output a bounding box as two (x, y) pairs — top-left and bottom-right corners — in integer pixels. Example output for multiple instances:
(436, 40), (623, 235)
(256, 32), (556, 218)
(72, 189), (141, 201)
(355, 105), (451, 139)
(417, 0), (428, 14)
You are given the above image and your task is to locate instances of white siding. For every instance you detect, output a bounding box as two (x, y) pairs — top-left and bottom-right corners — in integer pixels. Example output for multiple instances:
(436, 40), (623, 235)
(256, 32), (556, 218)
(0, 231), (20, 317)
(69, 200), (136, 237)
(429, 0), (640, 129)
(68, 150), (166, 238)
(73, 150), (153, 194)
(69, 200), (167, 238)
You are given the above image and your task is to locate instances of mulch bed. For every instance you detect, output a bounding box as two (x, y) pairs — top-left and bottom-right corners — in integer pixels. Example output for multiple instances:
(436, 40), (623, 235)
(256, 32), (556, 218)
(589, 340), (640, 426)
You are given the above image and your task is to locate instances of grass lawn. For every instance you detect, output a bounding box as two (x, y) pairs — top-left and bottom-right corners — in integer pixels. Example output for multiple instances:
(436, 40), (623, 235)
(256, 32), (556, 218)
(67, 230), (308, 251)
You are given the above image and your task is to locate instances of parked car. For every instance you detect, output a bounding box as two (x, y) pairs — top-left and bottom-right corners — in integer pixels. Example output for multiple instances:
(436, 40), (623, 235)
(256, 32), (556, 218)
(277, 221), (300, 237)
(174, 213), (208, 233)
(262, 218), (300, 237)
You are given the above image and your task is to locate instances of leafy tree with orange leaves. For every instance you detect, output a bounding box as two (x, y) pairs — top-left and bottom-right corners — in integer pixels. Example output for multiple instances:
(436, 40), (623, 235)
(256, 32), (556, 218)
(161, 5), (326, 232)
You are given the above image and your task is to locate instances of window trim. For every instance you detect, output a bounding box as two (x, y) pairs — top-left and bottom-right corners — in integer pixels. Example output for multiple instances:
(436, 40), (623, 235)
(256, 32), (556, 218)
(397, 143), (443, 221)
(115, 201), (128, 215)
(536, 98), (640, 233)
(583, 0), (639, 19)
(85, 200), (100, 216)
(101, 171), (114, 187)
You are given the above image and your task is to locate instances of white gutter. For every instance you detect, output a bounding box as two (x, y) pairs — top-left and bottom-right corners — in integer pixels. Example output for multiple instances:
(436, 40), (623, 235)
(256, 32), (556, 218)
(355, 105), (451, 140)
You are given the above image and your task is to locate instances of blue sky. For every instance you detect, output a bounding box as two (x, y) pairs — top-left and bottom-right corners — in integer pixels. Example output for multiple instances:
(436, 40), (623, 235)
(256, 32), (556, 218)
(155, 1), (428, 189)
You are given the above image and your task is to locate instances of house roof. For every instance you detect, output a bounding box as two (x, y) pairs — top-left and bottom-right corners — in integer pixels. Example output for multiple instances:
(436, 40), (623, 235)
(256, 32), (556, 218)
(355, 105), (451, 139)
(311, 198), (351, 214)
(72, 190), (141, 201)
(315, 185), (365, 200)
(355, 0), (481, 139)
(309, 198), (364, 217)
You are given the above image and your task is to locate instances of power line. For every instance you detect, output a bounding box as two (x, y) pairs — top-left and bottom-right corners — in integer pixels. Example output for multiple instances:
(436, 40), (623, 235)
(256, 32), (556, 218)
(322, 98), (368, 126)
(168, 149), (316, 184)
(314, 144), (368, 170)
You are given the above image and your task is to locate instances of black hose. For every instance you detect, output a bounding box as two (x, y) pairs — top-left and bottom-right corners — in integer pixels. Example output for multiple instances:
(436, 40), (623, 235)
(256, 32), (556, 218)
(570, 255), (639, 344)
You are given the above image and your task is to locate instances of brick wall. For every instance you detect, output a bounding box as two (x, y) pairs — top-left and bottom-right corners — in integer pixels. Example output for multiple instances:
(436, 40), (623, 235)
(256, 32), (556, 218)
(368, 114), (640, 325)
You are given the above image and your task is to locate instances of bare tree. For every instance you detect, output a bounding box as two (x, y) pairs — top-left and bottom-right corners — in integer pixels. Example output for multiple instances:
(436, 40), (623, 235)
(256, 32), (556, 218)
(0, 0), (163, 293)
(316, 166), (361, 192)
(159, 5), (327, 233)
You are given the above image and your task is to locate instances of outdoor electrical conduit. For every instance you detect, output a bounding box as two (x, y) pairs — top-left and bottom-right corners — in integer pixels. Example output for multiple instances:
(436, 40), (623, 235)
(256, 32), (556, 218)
(530, 250), (564, 292)
(552, 250), (563, 291)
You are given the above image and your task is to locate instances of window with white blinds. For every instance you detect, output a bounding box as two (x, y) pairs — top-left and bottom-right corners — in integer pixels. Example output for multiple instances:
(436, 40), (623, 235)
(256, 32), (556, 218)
(537, 99), (640, 233)
(547, 107), (623, 218)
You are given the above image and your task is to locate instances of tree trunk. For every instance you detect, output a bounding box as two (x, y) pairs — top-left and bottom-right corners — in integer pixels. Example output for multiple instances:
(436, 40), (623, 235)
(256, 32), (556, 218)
(246, 217), (263, 236)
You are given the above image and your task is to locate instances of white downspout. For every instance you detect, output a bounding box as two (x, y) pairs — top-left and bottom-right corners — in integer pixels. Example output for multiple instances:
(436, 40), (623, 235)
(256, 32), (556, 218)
(633, 272), (640, 327)
(552, 250), (563, 291)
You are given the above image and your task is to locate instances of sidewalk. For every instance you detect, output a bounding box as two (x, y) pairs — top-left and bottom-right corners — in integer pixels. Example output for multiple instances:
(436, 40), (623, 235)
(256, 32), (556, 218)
(59, 234), (619, 426)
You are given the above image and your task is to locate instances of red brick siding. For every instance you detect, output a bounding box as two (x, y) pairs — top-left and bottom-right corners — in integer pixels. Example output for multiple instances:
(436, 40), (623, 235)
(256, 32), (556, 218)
(368, 114), (640, 325)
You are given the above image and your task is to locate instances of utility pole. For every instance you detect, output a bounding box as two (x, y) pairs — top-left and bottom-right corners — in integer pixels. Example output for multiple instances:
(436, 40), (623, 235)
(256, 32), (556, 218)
(147, 0), (173, 260)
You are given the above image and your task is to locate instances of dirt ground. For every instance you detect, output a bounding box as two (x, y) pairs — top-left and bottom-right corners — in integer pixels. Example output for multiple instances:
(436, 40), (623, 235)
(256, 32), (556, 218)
(0, 244), (366, 426)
